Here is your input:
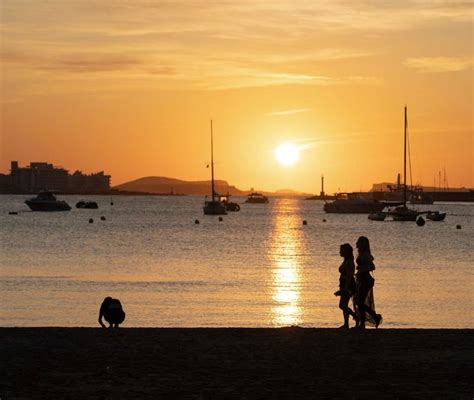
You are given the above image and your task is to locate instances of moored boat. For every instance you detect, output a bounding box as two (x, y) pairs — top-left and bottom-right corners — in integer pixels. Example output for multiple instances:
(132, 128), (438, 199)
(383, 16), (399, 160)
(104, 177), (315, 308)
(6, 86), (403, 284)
(219, 194), (240, 212)
(25, 191), (71, 211)
(76, 201), (99, 209)
(390, 206), (419, 221)
(203, 120), (227, 216)
(368, 211), (386, 221)
(324, 193), (385, 214)
(386, 106), (422, 222)
(426, 211), (446, 221)
(410, 186), (434, 205)
(245, 192), (269, 204)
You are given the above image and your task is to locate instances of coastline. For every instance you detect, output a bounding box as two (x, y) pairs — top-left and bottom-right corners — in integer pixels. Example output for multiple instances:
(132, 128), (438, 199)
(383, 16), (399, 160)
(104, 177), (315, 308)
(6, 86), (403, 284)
(1, 328), (472, 399)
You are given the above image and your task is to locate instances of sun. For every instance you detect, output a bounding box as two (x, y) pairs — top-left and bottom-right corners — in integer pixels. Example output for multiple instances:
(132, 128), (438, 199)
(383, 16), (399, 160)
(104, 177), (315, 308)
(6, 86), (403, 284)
(275, 143), (299, 166)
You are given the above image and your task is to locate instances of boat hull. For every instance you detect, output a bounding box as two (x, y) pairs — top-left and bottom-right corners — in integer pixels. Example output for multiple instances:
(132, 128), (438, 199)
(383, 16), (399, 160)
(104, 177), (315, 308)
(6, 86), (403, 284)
(368, 212), (386, 221)
(245, 199), (269, 204)
(426, 212), (446, 221)
(324, 202), (385, 214)
(25, 200), (71, 212)
(390, 207), (420, 221)
(76, 201), (99, 209)
(203, 201), (227, 215)
(225, 202), (240, 212)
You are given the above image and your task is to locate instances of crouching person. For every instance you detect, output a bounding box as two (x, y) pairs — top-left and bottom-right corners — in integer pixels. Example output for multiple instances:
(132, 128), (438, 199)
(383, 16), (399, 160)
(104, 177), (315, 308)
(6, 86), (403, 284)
(99, 297), (126, 328)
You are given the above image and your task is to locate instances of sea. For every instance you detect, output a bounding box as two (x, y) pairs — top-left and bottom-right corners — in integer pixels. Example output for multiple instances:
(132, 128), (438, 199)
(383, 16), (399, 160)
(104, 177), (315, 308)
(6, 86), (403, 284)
(1, 195), (472, 328)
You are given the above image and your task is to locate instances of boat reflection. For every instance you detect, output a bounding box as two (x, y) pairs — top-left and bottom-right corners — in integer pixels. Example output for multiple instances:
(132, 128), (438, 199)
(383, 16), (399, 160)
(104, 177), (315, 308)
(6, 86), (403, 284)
(268, 200), (304, 326)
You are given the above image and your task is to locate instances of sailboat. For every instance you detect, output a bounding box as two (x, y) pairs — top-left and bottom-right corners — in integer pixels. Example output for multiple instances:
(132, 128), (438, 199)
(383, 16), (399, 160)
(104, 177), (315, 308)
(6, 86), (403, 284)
(203, 120), (227, 215)
(390, 106), (421, 221)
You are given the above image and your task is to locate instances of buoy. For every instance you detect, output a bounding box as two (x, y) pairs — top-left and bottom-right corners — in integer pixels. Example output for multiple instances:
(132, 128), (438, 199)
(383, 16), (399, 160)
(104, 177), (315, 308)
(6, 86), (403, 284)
(302, 220), (307, 225)
(416, 216), (425, 226)
(218, 217), (223, 222)
(100, 216), (106, 221)
(322, 219), (327, 222)
(110, 202), (114, 206)
(456, 224), (461, 229)
(195, 219), (200, 224)
(8, 211), (18, 215)
(89, 218), (94, 223)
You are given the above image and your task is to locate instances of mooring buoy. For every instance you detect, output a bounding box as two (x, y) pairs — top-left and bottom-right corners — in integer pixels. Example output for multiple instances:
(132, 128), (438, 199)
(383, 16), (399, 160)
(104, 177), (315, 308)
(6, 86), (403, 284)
(218, 217), (223, 222)
(302, 220), (307, 225)
(195, 219), (200, 224)
(89, 218), (94, 223)
(456, 224), (461, 229)
(100, 216), (106, 221)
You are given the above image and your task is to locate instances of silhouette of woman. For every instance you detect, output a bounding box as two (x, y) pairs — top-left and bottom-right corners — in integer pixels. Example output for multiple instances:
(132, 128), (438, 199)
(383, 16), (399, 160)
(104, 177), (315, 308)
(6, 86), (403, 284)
(334, 243), (358, 328)
(355, 236), (382, 329)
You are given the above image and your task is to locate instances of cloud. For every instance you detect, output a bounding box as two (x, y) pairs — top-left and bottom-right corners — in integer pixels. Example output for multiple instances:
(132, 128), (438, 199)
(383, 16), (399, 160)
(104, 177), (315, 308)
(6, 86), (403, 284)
(403, 57), (473, 73)
(0, 1), (470, 95)
(266, 109), (311, 116)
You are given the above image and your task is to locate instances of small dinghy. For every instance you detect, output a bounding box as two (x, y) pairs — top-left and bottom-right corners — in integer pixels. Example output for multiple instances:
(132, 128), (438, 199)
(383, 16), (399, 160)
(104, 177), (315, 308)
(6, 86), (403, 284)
(76, 201), (99, 209)
(426, 211), (446, 221)
(368, 212), (386, 221)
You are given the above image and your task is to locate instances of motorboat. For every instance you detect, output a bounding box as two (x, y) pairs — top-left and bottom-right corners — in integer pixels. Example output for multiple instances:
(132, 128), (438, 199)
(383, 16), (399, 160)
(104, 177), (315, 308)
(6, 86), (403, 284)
(203, 120), (227, 216)
(76, 201), (99, 209)
(25, 191), (71, 211)
(426, 211), (446, 221)
(245, 192), (269, 204)
(323, 193), (385, 214)
(368, 211), (386, 221)
(219, 194), (240, 212)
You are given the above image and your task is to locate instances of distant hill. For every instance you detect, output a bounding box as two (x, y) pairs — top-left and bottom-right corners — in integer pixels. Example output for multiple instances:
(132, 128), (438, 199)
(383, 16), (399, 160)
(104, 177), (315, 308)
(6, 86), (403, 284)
(114, 176), (311, 196)
(113, 176), (246, 196)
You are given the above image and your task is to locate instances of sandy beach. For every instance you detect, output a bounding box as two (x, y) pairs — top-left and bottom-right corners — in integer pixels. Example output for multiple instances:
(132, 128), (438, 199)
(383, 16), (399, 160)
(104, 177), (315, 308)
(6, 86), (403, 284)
(1, 328), (472, 399)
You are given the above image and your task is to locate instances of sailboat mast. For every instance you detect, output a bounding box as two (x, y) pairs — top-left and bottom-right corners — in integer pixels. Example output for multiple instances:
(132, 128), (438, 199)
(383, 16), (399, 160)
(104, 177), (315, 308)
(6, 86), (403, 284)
(210, 120), (215, 202)
(404, 106), (407, 207)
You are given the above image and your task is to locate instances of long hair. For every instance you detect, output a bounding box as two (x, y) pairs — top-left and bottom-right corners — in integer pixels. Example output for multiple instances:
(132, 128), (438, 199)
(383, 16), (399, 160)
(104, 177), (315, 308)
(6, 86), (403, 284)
(356, 236), (372, 257)
(340, 243), (354, 260)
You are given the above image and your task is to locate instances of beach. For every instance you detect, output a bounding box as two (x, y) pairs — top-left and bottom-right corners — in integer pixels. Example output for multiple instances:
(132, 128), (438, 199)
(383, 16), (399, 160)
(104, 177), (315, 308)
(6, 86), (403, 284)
(1, 328), (472, 399)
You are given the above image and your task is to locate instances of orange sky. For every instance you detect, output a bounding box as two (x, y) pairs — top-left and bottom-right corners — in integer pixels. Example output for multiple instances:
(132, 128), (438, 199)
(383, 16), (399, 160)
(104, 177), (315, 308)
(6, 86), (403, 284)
(1, 1), (472, 193)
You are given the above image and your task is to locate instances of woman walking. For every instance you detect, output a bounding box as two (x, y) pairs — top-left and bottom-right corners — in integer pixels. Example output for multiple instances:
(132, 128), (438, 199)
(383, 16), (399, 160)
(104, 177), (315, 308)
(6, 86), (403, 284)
(355, 236), (382, 329)
(334, 243), (358, 328)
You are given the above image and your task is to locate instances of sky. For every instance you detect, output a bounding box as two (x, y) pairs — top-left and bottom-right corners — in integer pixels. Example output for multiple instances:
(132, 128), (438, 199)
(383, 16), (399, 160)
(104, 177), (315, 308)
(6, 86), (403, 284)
(1, 0), (473, 193)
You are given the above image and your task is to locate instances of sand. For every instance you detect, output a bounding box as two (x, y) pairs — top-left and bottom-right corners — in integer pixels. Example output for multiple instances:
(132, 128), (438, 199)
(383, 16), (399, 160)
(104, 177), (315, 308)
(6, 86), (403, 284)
(1, 328), (472, 399)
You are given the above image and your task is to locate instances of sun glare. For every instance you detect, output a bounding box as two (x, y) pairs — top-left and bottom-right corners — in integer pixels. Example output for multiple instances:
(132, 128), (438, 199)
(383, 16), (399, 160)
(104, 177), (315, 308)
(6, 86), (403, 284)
(275, 143), (299, 166)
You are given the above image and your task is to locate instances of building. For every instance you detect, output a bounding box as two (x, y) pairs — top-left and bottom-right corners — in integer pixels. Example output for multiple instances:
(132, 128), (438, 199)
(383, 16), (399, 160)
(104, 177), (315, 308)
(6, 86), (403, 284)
(10, 161), (69, 193)
(69, 170), (111, 192)
(8, 161), (111, 193)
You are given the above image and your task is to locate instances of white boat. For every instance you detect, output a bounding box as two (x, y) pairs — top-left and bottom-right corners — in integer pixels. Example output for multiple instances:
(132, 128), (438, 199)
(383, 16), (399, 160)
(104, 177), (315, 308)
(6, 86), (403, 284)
(25, 191), (71, 212)
(245, 192), (269, 204)
(203, 120), (227, 215)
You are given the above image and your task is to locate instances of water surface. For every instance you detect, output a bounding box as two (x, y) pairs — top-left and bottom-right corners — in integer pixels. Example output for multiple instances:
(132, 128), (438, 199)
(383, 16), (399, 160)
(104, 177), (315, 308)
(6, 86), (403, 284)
(1, 195), (472, 328)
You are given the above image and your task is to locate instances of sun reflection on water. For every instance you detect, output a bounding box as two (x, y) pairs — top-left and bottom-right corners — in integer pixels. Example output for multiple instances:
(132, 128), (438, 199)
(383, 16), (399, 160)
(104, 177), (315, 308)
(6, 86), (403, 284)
(268, 200), (304, 326)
